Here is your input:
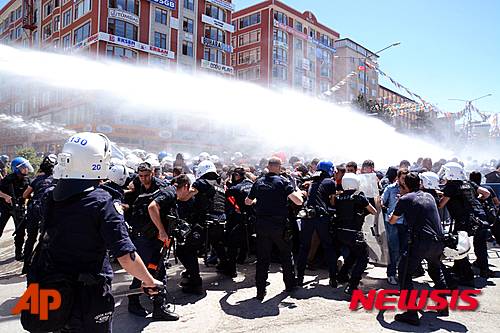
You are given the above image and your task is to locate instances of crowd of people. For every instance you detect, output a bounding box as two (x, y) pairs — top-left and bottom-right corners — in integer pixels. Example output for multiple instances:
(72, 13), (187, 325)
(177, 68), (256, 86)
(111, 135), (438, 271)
(0, 133), (499, 330)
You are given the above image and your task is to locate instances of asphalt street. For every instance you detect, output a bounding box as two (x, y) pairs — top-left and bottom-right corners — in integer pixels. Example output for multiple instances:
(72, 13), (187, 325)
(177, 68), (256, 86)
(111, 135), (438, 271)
(1, 218), (499, 333)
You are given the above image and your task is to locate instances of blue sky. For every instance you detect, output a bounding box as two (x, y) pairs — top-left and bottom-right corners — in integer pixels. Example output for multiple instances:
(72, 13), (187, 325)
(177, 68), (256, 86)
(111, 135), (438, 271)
(2, 0), (498, 121)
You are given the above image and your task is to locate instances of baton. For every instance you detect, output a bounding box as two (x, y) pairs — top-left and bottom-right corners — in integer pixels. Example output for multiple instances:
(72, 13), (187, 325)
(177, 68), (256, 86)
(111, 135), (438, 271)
(114, 284), (166, 297)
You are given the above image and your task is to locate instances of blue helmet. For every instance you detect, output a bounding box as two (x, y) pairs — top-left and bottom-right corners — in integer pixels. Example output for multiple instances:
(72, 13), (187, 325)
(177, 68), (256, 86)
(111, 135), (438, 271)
(0, 155), (9, 165)
(11, 157), (34, 175)
(316, 160), (335, 177)
(158, 151), (168, 161)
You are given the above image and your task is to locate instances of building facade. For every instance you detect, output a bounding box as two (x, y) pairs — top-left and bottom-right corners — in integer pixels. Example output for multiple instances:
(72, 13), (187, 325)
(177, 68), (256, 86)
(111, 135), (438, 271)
(231, 0), (339, 98)
(0, 0), (237, 156)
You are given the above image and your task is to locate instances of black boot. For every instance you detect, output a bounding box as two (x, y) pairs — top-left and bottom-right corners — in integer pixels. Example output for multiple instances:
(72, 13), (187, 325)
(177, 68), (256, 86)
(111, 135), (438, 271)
(152, 298), (179, 321)
(329, 270), (337, 288)
(344, 276), (361, 296)
(337, 266), (350, 283)
(297, 270), (305, 286)
(395, 310), (420, 326)
(128, 295), (148, 317)
(181, 277), (203, 295)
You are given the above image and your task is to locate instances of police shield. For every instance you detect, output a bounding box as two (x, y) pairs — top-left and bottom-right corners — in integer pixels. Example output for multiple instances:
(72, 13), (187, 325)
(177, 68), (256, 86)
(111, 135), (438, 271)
(358, 173), (390, 265)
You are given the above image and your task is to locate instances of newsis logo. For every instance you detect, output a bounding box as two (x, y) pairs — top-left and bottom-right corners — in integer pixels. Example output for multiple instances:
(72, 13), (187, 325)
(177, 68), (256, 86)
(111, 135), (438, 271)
(349, 289), (481, 310)
(11, 284), (61, 320)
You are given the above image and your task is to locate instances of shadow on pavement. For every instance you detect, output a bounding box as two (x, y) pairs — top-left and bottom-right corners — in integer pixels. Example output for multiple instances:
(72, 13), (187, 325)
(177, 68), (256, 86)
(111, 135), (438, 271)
(376, 309), (468, 332)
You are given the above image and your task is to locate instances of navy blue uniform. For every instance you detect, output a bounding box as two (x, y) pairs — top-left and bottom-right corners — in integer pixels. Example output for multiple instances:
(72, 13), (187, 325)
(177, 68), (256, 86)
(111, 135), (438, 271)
(247, 173), (296, 292)
(297, 176), (337, 280)
(225, 178), (254, 271)
(393, 191), (448, 292)
(24, 174), (54, 266)
(38, 187), (136, 332)
(0, 172), (30, 255)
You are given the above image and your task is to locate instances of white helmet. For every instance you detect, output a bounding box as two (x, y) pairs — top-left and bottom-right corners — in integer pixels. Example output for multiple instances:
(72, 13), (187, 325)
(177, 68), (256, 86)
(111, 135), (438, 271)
(52, 164), (64, 180)
(132, 149), (146, 159)
(108, 164), (128, 187)
(196, 160), (217, 179)
(210, 155), (220, 163)
(342, 173), (361, 191)
(125, 155), (141, 172)
(57, 132), (111, 180)
(419, 172), (440, 190)
(233, 152), (243, 160)
(126, 154), (136, 160)
(145, 153), (157, 161)
(110, 157), (126, 167)
(145, 157), (160, 169)
(161, 156), (174, 170)
(443, 231), (471, 260)
(443, 162), (465, 181)
(199, 152), (211, 161)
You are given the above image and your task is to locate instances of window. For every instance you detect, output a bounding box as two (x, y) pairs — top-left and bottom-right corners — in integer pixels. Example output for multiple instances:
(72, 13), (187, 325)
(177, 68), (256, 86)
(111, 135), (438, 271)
(372, 90), (376, 97)
(350, 81), (355, 88)
(43, 45), (51, 52)
(181, 63), (193, 73)
(309, 61), (315, 73)
(322, 50), (331, 63)
(63, 10), (71, 27)
(320, 82), (331, 93)
(184, 0), (194, 11)
(273, 66), (287, 80)
(153, 57), (166, 68)
(54, 16), (60, 32)
(182, 40), (193, 57)
(43, 23), (52, 39)
(295, 56), (302, 68)
(295, 39), (302, 50)
(239, 12), (260, 29)
(54, 0), (60, 8)
(231, 36), (236, 48)
(320, 34), (332, 46)
(350, 56), (354, 63)
(155, 8), (167, 25)
(232, 20), (236, 31)
(350, 94), (354, 101)
(107, 45), (137, 63)
(109, 0), (139, 16)
(238, 29), (260, 47)
(44, 2), (52, 18)
(62, 33), (71, 50)
(309, 28), (315, 38)
(16, 7), (22, 20)
(296, 22), (302, 32)
(183, 17), (193, 33)
(359, 83), (364, 92)
(10, 11), (14, 23)
(294, 73), (302, 85)
(320, 66), (331, 78)
(204, 47), (225, 64)
(230, 53), (236, 66)
(273, 47), (287, 61)
(108, 19), (138, 41)
(237, 66), (260, 80)
(359, 72), (365, 80)
(0, 25), (3, 34)
(273, 29), (287, 43)
(74, 22), (90, 44)
(33, 31), (38, 43)
(205, 4), (225, 21)
(75, 0), (92, 20)
(310, 78), (316, 90)
(372, 78), (376, 85)
(309, 45), (315, 56)
(238, 47), (260, 64)
(16, 26), (22, 39)
(154, 32), (167, 49)
(53, 39), (59, 52)
(274, 11), (287, 25)
(10, 30), (14, 41)
(205, 25), (225, 43)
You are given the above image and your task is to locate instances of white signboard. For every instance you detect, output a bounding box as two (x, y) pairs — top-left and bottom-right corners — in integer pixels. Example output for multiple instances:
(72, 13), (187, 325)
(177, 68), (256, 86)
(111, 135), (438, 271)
(100, 32), (175, 59)
(302, 76), (309, 89)
(185, 33), (193, 42)
(170, 17), (179, 30)
(201, 36), (233, 53)
(108, 9), (139, 25)
(273, 40), (288, 50)
(201, 14), (235, 33)
(201, 59), (234, 75)
(302, 58), (310, 71)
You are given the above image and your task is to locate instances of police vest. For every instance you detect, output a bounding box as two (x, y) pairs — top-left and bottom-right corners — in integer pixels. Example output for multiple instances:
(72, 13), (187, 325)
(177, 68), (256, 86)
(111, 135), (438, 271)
(197, 178), (226, 216)
(335, 190), (365, 226)
(446, 180), (476, 220)
(132, 186), (176, 238)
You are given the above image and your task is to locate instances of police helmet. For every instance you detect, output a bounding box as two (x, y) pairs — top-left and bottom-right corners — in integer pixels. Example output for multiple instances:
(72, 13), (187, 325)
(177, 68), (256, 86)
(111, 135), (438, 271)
(158, 151), (168, 161)
(196, 160), (217, 179)
(199, 152), (211, 162)
(443, 162), (465, 181)
(40, 154), (57, 174)
(11, 157), (34, 175)
(316, 160), (335, 177)
(342, 173), (361, 191)
(443, 231), (471, 260)
(0, 154), (9, 165)
(108, 164), (128, 187)
(210, 155), (220, 163)
(419, 172), (440, 189)
(125, 155), (141, 172)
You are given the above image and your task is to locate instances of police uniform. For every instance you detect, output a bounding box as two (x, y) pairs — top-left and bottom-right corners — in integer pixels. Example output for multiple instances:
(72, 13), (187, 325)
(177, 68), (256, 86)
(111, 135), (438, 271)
(443, 180), (488, 282)
(225, 177), (254, 275)
(23, 174), (54, 268)
(247, 172), (296, 295)
(297, 172), (337, 285)
(35, 186), (136, 332)
(192, 176), (228, 270)
(393, 190), (449, 324)
(334, 189), (370, 291)
(127, 177), (169, 308)
(0, 172), (30, 257)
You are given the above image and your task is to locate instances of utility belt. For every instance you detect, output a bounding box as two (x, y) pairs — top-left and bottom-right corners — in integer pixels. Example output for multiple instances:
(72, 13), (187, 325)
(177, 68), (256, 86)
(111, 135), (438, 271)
(28, 200), (41, 207)
(77, 272), (109, 286)
(257, 215), (287, 224)
(297, 206), (329, 219)
(411, 232), (445, 245)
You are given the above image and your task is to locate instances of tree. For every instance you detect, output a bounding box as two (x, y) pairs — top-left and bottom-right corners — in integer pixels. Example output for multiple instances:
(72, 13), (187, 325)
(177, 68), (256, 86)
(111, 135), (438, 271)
(410, 110), (434, 135)
(14, 147), (42, 179)
(351, 93), (393, 126)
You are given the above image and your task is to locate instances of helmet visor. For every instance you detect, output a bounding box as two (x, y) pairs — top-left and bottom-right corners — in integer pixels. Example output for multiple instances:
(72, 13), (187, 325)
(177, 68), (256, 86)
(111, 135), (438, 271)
(18, 160), (34, 172)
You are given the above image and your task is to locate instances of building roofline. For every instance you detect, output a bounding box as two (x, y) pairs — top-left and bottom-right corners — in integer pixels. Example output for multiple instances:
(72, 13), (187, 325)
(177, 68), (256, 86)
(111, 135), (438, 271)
(0, 0), (17, 17)
(335, 38), (379, 58)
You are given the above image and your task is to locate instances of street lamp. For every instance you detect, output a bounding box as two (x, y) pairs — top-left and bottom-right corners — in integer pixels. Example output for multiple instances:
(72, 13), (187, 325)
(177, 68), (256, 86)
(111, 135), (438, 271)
(362, 42), (400, 114)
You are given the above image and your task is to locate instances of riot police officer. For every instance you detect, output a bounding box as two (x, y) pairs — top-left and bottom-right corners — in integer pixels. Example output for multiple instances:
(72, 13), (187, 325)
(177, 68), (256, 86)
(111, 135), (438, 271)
(0, 156), (32, 260)
(390, 172), (449, 326)
(126, 162), (178, 320)
(22, 132), (163, 332)
(245, 157), (304, 300)
(333, 173), (376, 296)
(296, 160), (338, 287)
(21, 154), (57, 273)
(224, 167), (255, 277)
